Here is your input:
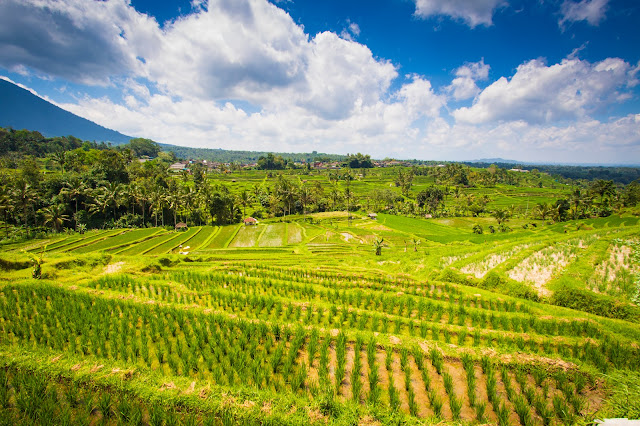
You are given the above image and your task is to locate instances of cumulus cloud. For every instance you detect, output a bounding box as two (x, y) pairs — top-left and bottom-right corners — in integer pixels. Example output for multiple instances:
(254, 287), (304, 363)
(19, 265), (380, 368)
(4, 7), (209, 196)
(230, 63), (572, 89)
(453, 57), (634, 124)
(300, 32), (397, 120)
(413, 0), (506, 27)
(447, 60), (490, 100)
(0, 0), (399, 122)
(147, 0), (309, 102)
(396, 75), (446, 119)
(560, 0), (609, 27)
(0, 0), (159, 85)
(2, 0), (638, 163)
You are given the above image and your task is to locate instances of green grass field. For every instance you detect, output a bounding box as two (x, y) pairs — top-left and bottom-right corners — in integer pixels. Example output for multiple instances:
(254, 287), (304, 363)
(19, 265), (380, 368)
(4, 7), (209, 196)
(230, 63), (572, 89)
(1, 213), (639, 425)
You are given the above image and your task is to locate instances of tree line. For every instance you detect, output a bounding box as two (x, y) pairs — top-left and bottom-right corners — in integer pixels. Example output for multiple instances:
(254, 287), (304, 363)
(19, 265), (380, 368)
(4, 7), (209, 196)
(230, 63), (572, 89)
(0, 128), (638, 239)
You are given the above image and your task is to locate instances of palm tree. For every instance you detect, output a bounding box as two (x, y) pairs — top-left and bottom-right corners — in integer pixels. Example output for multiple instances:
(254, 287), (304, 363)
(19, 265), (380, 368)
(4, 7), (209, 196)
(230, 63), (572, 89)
(12, 180), (34, 227)
(133, 181), (149, 225)
(238, 189), (252, 218)
(491, 208), (510, 225)
(51, 151), (67, 173)
(101, 182), (122, 221)
(148, 187), (165, 227)
(41, 204), (69, 233)
(534, 202), (553, 220)
(88, 188), (111, 228)
(182, 186), (196, 225)
(298, 185), (314, 217)
(0, 184), (12, 238)
(166, 192), (180, 227)
(60, 178), (86, 231)
(329, 185), (342, 210)
(275, 175), (295, 217)
(268, 192), (281, 218)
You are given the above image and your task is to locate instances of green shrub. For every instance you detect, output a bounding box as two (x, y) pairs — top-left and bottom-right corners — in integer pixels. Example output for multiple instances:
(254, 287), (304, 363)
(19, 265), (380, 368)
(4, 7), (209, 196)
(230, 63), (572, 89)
(551, 287), (639, 322)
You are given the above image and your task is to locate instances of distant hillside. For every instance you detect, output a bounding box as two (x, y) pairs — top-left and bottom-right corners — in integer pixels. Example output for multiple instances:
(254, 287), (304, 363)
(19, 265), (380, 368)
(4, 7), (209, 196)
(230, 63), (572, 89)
(0, 79), (132, 144)
(161, 144), (346, 164)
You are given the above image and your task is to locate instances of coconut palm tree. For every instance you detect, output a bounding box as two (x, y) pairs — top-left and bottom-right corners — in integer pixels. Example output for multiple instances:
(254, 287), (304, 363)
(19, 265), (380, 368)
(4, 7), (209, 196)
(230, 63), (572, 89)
(0, 184), (12, 238)
(148, 186), (165, 227)
(41, 204), (69, 233)
(12, 179), (34, 227)
(238, 189), (252, 218)
(298, 185), (314, 217)
(329, 185), (342, 210)
(101, 181), (123, 221)
(60, 178), (86, 231)
(88, 188), (111, 227)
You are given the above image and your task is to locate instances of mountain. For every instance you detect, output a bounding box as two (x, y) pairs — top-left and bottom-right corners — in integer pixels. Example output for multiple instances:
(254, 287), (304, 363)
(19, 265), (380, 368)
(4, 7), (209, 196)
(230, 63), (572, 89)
(0, 79), (133, 144)
(470, 157), (521, 164)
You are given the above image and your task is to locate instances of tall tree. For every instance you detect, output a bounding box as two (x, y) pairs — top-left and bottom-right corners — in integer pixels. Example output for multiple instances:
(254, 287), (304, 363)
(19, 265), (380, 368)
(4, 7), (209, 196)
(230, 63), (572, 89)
(60, 178), (86, 231)
(40, 204), (69, 233)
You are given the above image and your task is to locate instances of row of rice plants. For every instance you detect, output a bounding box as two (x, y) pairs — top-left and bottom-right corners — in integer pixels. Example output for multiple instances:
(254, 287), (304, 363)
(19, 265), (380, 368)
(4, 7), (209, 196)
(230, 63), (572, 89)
(206, 224), (241, 249)
(47, 229), (123, 253)
(98, 275), (634, 372)
(0, 365), (245, 425)
(460, 244), (530, 278)
(117, 231), (173, 255)
(588, 239), (639, 299)
(0, 282), (609, 422)
(169, 269), (601, 341)
(258, 224), (287, 247)
(72, 227), (160, 253)
(163, 278), (635, 370)
(507, 236), (600, 293)
(229, 225), (262, 248)
(176, 225), (218, 252)
(194, 264), (535, 314)
(209, 263), (460, 299)
(146, 227), (200, 254)
(170, 269), (527, 328)
(0, 285), (313, 394)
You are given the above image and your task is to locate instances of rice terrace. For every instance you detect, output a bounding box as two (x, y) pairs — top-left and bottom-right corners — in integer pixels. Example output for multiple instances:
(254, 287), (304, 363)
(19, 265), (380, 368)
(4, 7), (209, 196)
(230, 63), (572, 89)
(1, 132), (640, 425)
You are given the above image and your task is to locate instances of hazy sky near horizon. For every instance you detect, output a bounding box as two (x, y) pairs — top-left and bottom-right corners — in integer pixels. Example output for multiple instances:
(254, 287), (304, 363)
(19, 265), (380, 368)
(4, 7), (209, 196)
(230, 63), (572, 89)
(0, 0), (639, 163)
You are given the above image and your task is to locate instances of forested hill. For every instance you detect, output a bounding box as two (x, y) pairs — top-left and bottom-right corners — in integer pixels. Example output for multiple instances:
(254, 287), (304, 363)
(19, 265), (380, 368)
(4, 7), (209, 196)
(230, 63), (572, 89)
(463, 161), (640, 185)
(160, 144), (345, 164)
(0, 79), (132, 144)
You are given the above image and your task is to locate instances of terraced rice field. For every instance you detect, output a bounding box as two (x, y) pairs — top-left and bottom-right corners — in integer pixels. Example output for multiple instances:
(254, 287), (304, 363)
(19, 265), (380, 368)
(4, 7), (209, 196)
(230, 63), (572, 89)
(1, 214), (639, 424)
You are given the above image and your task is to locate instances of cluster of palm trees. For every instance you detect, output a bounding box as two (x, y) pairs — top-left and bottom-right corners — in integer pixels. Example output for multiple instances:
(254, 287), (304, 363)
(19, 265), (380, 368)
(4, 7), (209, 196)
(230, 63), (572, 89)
(532, 182), (621, 222)
(0, 149), (633, 238)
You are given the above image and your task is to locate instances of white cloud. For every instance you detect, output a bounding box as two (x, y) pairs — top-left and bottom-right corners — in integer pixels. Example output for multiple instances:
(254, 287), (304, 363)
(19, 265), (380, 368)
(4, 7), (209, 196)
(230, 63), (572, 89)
(300, 32), (397, 120)
(146, 0), (309, 102)
(453, 57), (634, 125)
(413, 0), (506, 27)
(0, 0), (160, 85)
(2, 0), (638, 164)
(396, 75), (446, 119)
(340, 21), (361, 41)
(560, 0), (609, 27)
(447, 59), (490, 101)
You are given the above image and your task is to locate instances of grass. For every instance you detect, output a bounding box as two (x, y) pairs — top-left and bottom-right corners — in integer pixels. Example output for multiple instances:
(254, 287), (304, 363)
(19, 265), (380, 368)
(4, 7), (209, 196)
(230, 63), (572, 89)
(229, 225), (262, 248)
(1, 212), (640, 424)
(72, 227), (159, 253)
(258, 224), (287, 247)
(206, 224), (241, 249)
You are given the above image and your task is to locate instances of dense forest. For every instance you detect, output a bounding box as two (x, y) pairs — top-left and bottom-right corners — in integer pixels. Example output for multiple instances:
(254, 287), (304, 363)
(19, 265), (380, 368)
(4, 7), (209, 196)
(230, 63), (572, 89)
(463, 161), (640, 185)
(0, 127), (639, 239)
(160, 144), (346, 165)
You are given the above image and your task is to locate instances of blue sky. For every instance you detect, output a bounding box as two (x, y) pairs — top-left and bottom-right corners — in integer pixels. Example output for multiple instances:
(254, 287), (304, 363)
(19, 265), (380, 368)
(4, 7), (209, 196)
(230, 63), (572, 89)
(0, 0), (639, 163)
